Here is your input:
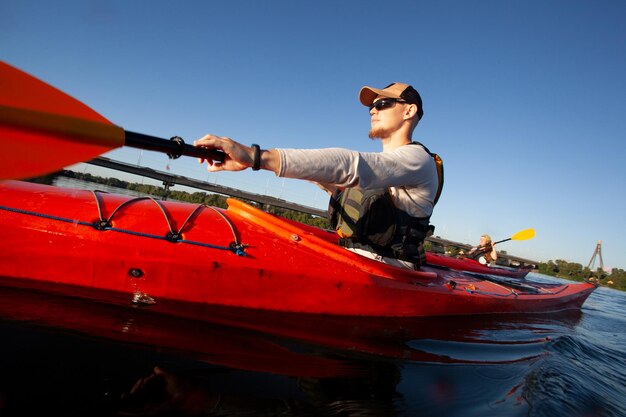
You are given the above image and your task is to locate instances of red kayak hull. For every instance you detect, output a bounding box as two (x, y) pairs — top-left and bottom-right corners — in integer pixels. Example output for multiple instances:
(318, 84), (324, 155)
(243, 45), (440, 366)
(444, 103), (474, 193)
(0, 181), (595, 318)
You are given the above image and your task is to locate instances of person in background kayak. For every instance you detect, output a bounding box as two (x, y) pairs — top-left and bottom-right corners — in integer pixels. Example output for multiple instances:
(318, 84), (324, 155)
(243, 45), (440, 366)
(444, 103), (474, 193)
(467, 234), (498, 265)
(194, 82), (442, 270)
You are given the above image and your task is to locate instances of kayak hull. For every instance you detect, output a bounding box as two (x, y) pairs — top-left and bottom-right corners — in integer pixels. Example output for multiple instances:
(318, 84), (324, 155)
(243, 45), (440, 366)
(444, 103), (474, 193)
(0, 181), (596, 318)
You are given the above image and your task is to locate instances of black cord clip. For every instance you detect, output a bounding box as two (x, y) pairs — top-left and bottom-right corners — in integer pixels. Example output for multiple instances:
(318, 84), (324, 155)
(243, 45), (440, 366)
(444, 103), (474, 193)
(166, 231), (182, 242)
(230, 242), (247, 256)
(94, 220), (111, 230)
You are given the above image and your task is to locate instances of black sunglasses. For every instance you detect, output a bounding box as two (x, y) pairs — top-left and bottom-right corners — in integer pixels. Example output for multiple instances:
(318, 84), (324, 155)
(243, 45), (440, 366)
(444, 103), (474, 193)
(369, 98), (407, 111)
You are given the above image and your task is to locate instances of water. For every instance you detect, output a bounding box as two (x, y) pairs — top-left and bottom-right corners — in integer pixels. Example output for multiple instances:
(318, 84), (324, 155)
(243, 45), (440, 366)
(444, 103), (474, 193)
(0, 275), (624, 417)
(53, 176), (152, 197)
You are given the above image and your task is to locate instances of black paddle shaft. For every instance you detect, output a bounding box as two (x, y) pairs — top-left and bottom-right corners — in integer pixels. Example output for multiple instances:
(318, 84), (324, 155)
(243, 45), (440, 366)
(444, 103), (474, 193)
(493, 238), (512, 245)
(125, 131), (225, 162)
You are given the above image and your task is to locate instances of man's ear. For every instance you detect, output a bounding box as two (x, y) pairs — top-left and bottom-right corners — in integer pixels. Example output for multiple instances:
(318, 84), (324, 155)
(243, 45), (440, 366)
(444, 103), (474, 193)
(404, 103), (418, 120)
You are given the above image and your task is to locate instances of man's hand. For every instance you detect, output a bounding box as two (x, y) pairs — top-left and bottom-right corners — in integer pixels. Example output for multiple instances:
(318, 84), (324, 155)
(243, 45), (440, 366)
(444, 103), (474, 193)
(194, 134), (254, 172)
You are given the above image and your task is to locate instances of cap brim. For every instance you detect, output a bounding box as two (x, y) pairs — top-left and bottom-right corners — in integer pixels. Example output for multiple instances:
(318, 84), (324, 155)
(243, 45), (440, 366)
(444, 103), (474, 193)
(359, 86), (402, 106)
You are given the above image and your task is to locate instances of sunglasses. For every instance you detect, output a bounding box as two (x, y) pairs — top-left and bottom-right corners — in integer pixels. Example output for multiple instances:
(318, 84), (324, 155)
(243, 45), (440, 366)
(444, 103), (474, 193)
(369, 98), (407, 111)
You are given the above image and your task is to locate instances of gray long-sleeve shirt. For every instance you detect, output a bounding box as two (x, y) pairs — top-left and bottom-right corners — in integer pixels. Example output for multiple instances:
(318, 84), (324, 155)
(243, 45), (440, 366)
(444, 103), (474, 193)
(277, 143), (438, 218)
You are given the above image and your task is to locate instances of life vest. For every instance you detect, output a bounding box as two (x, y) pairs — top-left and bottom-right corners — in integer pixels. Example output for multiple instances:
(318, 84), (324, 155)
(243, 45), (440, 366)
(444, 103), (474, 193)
(468, 245), (495, 264)
(328, 142), (443, 266)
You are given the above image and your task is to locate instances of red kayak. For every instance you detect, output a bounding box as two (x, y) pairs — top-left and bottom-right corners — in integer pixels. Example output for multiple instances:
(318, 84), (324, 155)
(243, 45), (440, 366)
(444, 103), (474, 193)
(425, 252), (532, 278)
(0, 180), (595, 318)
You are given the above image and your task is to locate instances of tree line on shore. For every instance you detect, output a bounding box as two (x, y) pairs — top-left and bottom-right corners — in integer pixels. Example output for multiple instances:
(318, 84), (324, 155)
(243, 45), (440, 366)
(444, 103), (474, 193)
(33, 170), (624, 290)
(536, 260), (625, 290)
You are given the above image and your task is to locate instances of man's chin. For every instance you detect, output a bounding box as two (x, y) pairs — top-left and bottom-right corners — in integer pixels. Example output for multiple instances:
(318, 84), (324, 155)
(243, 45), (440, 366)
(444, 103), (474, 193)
(368, 128), (389, 139)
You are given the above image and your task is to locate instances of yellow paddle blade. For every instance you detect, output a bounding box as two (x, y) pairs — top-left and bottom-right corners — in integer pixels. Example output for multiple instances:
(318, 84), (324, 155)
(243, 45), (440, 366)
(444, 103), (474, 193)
(511, 228), (536, 241)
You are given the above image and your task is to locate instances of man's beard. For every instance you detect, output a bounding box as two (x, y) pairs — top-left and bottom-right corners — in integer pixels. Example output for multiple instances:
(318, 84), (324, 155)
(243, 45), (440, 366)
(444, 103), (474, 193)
(368, 126), (392, 139)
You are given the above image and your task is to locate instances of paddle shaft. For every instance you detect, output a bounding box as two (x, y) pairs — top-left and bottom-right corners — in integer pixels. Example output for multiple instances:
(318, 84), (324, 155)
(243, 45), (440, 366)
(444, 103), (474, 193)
(475, 238), (508, 250)
(481, 234), (530, 247)
(125, 131), (224, 162)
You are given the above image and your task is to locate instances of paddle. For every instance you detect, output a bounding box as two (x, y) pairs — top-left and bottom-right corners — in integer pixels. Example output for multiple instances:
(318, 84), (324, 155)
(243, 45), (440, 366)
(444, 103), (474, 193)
(493, 228), (536, 245)
(0, 61), (224, 180)
(470, 229), (536, 253)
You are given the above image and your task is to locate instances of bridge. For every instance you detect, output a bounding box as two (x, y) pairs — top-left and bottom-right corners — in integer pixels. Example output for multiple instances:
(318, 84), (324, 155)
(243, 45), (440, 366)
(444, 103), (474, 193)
(86, 156), (539, 268)
(87, 156), (327, 217)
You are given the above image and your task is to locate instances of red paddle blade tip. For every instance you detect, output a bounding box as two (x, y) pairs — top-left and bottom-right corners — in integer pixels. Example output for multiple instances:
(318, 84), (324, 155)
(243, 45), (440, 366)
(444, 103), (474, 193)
(0, 61), (124, 180)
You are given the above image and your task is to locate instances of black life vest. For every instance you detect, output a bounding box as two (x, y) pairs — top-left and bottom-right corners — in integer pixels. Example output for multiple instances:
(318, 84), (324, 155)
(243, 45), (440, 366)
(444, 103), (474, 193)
(468, 244), (494, 264)
(327, 142), (443, 266)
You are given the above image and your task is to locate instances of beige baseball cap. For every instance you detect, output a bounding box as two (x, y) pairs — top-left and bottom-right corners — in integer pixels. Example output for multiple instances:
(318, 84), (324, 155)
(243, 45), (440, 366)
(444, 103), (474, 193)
(359, 82), (423, 119)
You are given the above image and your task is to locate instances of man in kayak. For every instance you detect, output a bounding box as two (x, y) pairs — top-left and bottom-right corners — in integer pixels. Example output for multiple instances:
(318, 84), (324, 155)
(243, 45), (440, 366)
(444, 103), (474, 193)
(467, 234), (498, 265)
(194, 82), (442, 270)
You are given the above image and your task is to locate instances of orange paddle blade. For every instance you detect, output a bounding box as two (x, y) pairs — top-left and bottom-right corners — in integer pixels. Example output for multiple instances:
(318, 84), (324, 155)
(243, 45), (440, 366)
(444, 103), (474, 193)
(0, 61), (125, 180)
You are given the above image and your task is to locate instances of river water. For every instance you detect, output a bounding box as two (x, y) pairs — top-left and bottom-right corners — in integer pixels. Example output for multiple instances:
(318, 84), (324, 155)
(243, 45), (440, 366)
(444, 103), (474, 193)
(1, 279), (623, 416)
(0, 180), (624, 416)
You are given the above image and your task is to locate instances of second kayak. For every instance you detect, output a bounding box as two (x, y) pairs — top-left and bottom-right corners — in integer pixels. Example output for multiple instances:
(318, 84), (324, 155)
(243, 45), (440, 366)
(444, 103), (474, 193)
(425, 252), (532, 278)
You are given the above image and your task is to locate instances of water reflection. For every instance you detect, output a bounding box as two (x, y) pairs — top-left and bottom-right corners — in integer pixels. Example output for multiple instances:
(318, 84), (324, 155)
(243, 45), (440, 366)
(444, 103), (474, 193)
(54, 176), (150, 197)
(0, 282), (585, 416)
(116, 363), (402, 416)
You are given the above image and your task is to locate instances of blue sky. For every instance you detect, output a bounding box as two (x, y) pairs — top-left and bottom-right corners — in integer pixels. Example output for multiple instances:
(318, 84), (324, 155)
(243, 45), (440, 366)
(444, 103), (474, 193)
(2, 0), (625, 269)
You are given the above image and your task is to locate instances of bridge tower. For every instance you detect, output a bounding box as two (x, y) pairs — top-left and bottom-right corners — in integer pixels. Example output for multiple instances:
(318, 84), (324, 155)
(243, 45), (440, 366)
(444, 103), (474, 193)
(586, 240), (604, 271)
